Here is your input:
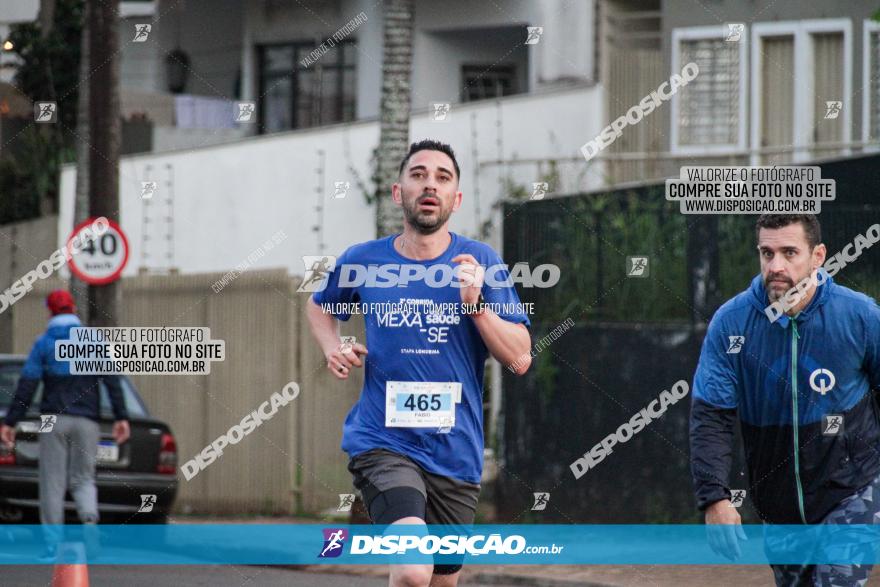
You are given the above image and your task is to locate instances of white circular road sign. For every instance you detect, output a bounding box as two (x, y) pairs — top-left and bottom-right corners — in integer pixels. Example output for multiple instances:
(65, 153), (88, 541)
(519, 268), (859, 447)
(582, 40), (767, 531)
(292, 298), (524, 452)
(67, 218), (130, 285)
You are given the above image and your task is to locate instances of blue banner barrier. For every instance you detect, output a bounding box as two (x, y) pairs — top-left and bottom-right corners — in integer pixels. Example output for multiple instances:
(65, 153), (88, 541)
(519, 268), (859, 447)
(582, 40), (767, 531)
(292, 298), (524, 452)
(1, 524), (879, 565)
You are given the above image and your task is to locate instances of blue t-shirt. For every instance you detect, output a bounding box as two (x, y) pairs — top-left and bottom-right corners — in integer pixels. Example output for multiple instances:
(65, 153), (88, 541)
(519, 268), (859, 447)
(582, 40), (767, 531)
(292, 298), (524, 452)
(312, 232), (530, 484)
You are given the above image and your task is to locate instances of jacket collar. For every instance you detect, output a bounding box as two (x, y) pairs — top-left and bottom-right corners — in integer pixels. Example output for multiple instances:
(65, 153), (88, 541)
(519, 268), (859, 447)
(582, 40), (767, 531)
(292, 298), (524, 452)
(47, 313), (81, 329)
(747, 270), (833, 328)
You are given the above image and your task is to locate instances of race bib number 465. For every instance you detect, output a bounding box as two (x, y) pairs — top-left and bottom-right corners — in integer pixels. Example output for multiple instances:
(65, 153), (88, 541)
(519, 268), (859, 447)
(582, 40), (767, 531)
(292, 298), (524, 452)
(385, 381), (461, 428)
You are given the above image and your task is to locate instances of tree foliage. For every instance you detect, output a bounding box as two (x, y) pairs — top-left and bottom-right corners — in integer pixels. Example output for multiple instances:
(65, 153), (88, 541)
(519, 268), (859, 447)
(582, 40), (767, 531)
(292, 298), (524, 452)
(0, 0), (83, 224)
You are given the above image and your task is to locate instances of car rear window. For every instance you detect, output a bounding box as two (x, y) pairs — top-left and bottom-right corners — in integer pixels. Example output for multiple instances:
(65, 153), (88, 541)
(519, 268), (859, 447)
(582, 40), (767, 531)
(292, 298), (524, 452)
(0, 361), (147, 419)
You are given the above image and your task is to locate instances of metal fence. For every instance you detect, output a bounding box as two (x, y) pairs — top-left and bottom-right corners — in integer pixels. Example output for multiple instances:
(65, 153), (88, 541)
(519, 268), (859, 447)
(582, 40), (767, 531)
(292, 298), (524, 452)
(497, 153), (880, 522)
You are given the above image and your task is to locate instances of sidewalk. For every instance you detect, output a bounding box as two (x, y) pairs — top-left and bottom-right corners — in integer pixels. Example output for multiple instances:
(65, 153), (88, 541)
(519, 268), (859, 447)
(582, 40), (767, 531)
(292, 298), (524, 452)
(175, 515), (779, 586)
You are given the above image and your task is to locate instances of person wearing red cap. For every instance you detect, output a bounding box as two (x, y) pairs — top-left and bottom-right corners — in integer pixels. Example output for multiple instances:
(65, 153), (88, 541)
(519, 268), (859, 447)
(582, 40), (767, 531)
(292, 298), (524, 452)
(0, 289), (130, 558)
(45, 289), (76, 315)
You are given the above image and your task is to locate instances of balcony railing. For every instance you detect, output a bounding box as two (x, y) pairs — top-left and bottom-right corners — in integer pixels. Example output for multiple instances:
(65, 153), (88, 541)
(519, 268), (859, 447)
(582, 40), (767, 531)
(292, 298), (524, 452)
(479, 141), (878, 195)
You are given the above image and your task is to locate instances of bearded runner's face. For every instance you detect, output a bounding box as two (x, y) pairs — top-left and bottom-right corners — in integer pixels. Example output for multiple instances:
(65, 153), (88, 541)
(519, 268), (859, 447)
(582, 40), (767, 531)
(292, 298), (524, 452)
(757, 223), (824, 303)
(395, 150), (462, 235)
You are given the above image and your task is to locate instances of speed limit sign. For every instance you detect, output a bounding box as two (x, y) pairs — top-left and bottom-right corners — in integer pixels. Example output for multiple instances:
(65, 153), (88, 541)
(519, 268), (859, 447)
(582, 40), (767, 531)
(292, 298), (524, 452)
(67, 217), (130, 285)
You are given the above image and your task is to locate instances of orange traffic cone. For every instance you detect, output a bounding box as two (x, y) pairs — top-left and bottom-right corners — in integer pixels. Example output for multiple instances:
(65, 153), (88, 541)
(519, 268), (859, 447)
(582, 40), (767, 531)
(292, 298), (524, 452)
(51, 563), (89, 587)
(51, 542), (89, 587)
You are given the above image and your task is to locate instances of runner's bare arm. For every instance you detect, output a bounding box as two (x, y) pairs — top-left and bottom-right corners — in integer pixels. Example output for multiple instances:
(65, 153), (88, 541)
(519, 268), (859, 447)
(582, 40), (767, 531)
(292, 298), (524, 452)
(306, 297), (367, 380)
(453, 253), (532, 374)
(471, 312), (531, 375)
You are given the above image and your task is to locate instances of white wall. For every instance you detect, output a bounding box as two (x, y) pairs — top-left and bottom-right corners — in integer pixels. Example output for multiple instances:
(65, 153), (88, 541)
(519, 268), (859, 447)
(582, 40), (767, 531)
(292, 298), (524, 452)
(58, 85), (603, 278)
(532, 0), (594, 86)
(118, 3), (161, 92)
(412, 27), (529, 108)
(236, 0), (594, 122)
(412, 0), (595, 101)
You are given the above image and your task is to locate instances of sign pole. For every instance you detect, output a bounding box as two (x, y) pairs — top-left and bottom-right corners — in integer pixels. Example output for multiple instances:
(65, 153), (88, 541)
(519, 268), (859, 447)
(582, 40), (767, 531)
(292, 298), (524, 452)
(86, 0), (121, 327)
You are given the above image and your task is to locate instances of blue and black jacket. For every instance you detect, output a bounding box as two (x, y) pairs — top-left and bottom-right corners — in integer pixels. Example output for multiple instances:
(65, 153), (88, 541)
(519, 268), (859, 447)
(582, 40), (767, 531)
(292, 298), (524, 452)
(3, 314), (129, 426)
(690, 272), (880, 524)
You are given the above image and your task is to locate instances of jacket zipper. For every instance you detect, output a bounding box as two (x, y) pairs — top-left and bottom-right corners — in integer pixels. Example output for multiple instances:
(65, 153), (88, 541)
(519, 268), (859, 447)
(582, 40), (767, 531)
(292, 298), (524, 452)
(790, 318), (807, 524)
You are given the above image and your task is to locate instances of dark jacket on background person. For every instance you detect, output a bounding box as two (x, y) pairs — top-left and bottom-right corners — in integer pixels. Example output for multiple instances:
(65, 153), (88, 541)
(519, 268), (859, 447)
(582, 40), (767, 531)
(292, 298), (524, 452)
(3, 313), (129, 426)
(690, 272), (880, 524)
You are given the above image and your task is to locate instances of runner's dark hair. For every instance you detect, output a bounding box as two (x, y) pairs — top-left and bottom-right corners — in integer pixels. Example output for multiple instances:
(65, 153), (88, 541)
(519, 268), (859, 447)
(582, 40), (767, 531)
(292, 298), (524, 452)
(755, 214), (821, 248)
(398, 139), (460, 180)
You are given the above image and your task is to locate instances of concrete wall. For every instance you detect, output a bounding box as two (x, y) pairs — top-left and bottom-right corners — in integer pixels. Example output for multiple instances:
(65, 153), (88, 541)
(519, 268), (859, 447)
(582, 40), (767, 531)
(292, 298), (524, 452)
(413, 27), (529, 107)
(58, 84), (604, 278)
(236, 0), (594, 120)
(0, 216), (59, 353)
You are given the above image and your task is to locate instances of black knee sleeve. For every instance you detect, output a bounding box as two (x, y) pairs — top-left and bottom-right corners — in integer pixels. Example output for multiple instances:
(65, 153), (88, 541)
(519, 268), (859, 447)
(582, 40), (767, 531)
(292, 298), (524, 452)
(363, 485), (426, 525)
(360, 485), (464, 575)
(432, 563), (463, 575)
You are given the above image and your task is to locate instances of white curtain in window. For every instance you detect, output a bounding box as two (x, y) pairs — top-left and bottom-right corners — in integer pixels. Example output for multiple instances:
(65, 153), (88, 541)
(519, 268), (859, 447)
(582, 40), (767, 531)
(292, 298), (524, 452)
(760, 36), (795, 164)
(812, 32), (844, 158)
(870, 31), (880, 141)
(679, 39), (740, 146)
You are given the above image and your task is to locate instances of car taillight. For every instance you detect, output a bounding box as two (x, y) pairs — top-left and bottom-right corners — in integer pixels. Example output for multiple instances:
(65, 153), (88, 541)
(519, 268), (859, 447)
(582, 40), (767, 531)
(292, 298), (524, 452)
(0, 443), (15, 466)
(157, 433), (177, 474)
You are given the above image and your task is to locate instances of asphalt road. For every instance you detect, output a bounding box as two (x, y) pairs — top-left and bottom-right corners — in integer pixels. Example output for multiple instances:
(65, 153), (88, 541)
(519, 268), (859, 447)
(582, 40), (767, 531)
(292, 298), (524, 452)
(1, 566), (528, 587)
(2, 566), (388, 587)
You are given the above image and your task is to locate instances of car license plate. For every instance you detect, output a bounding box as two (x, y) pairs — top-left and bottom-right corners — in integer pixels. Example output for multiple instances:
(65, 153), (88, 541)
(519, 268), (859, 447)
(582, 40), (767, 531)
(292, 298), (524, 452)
(96, 441), (119, 463)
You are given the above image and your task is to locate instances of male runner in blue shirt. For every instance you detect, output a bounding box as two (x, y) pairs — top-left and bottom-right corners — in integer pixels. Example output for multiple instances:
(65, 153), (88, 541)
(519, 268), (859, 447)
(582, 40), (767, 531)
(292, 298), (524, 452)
(307, 139), (532, 587)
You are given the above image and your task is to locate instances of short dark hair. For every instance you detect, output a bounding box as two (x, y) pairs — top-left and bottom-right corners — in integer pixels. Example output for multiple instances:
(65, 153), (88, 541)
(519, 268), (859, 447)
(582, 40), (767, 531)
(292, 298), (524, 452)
(398, 139), (460, 180)
(755, 214), (822, 248)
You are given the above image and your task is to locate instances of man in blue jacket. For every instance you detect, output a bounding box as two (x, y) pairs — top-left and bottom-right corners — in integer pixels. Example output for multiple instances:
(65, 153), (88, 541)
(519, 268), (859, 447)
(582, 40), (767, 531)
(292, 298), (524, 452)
(0, 290), (130, 539)
(690, 214), (880, 585)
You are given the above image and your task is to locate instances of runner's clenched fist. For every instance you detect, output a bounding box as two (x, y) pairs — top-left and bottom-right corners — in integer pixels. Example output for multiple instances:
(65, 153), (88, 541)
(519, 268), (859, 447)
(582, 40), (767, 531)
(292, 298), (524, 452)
(452, 254), (485, 305)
